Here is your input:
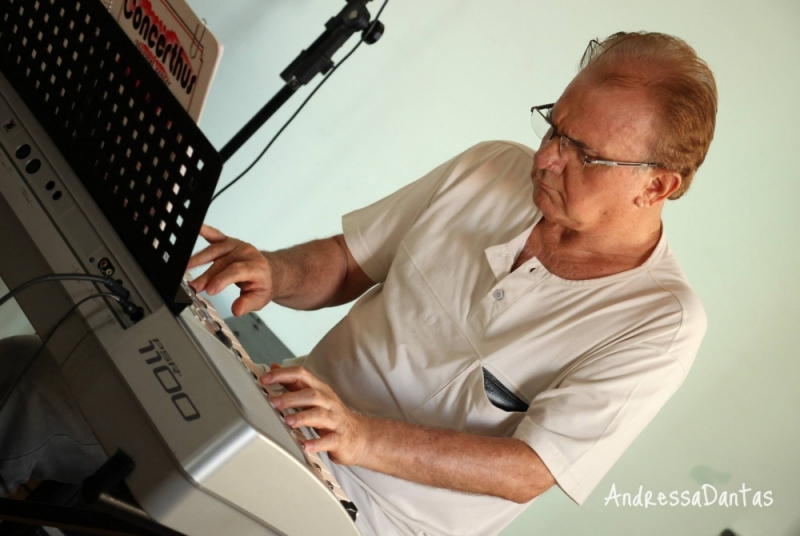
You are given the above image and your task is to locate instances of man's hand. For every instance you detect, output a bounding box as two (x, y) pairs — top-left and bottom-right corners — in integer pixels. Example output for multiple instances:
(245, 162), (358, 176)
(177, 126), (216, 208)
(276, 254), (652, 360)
(188, 225), (375, 313)
(260, 367), (554, 503)
(187, 224), (274, 317)
(260, 364), (370, 466)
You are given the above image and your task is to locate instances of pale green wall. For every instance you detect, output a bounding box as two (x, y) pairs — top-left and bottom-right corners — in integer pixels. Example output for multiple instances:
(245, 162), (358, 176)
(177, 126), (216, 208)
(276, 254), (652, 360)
(188, 0), (800, 534)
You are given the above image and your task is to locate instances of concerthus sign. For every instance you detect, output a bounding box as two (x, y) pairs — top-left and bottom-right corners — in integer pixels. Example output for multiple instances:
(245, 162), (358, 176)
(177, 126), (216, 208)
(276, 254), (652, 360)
(102, 0), (222, 123)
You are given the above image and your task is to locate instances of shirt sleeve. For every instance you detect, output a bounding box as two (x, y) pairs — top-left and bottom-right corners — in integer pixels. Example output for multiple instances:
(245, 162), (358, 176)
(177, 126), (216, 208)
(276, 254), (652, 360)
(341, 147), (475, 283)
(513, 347), (687, 506)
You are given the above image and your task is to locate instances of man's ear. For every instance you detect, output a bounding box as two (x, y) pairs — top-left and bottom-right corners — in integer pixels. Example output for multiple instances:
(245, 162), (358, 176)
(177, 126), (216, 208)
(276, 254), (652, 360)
(636, 170), (682, 207)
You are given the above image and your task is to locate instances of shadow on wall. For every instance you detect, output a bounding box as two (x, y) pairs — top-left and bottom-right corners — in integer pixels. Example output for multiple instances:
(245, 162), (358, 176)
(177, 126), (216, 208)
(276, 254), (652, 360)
(224, 312), (295, 366)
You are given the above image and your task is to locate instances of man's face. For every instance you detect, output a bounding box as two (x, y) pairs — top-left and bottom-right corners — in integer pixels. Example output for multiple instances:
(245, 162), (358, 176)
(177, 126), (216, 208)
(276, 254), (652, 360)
(531, 72), (659, 232)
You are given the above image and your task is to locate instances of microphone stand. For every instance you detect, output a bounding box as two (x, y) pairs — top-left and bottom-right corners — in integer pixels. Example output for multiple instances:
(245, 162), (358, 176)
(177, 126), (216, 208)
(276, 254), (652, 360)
(218, 0), (384, 164)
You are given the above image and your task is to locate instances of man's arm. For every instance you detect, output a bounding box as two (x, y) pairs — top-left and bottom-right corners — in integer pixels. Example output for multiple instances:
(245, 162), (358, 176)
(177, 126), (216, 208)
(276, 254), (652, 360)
(357, 417), (555, 504)
(263, 365), (556, 504)
(187, 225), (375, 316)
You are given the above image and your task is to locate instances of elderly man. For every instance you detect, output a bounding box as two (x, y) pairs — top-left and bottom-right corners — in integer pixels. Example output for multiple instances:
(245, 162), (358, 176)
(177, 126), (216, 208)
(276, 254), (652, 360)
(0, 30), (717, 536)
(188, 31), (717, 535)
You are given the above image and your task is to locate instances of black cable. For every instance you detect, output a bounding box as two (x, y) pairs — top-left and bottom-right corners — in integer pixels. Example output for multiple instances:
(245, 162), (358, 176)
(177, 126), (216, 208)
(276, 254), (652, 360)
(0, 273), (144, 322)
(210, 0), (390, 204)
(0, 273), (130, 308)
(0, 292), (121, 411)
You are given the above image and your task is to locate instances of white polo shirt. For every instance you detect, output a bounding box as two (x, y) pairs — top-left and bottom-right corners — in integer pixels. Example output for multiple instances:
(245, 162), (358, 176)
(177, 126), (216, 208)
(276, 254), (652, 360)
(303, 141), (707, 536)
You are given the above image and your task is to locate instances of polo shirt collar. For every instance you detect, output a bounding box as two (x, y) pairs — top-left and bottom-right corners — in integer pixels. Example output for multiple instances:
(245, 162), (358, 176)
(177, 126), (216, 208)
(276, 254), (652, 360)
(483, 214), (668, 284)
(484, 214), (543, 281)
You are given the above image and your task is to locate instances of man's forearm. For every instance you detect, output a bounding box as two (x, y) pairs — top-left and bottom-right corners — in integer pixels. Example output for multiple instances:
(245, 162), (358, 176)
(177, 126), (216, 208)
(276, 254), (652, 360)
(358, 416), (555, 504)
(265, 237), (348, 310)
(265, 234), (375, 310)
(264, 366), (555, 503)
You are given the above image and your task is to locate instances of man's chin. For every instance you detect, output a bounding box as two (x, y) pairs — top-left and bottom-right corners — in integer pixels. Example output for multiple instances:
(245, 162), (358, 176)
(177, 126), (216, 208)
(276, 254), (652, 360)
(532, 184), (553, 208)
(532, 189), (566, 223)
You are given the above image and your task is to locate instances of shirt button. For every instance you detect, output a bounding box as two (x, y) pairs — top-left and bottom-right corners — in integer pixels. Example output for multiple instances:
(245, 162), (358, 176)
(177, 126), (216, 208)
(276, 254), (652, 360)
(492, 289), (504, 300)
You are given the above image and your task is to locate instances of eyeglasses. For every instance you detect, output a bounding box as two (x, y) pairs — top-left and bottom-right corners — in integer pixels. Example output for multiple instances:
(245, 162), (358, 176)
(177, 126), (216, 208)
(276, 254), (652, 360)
(530, 103), (664, 170)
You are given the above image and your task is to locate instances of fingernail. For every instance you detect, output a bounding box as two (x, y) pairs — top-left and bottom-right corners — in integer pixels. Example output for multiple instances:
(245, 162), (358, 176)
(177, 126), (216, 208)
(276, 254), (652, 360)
(260, 373), (272, 384)
(270, 396), (282, 409)
(285, 415), (296, 426)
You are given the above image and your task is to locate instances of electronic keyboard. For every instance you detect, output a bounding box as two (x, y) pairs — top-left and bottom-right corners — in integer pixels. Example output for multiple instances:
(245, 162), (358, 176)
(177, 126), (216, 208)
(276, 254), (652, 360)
(0, 63), (360, 536)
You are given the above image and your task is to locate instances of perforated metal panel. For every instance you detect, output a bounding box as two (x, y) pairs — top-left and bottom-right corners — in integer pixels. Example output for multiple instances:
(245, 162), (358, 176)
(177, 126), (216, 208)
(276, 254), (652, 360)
(0, 0), (222, 314)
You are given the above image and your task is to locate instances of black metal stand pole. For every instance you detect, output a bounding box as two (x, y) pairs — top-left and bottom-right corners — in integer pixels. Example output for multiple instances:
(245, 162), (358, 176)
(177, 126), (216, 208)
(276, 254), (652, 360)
(217, 0), (383, 165)
(218, 82), (298, 163)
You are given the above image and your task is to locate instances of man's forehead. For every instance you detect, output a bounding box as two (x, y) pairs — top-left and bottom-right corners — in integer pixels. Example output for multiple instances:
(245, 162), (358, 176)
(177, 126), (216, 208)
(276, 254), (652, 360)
(552, 76), (657, 157)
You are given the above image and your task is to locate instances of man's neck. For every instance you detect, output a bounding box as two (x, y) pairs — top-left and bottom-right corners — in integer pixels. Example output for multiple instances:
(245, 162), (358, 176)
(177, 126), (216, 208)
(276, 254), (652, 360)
(537, 215), (662, 258)
(513, 212), (663, 278)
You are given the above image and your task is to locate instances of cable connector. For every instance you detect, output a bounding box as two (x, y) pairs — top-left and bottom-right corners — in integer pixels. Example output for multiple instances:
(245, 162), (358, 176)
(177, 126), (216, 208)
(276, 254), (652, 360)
(101, 278), (130, 300)
(117, 297), (144, 322)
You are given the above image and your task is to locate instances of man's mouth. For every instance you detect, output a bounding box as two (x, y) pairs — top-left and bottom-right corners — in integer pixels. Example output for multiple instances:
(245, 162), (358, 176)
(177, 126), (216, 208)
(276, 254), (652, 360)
(534, 174), (556, 191)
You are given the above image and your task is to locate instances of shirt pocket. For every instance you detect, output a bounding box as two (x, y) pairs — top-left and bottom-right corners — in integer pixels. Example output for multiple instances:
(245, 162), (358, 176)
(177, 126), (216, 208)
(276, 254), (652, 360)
(408, 361), (527, 437)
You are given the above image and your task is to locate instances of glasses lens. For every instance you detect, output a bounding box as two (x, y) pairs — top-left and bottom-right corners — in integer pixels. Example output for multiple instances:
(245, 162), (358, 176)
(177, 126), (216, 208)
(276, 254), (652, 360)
(530, 107), (553, 140)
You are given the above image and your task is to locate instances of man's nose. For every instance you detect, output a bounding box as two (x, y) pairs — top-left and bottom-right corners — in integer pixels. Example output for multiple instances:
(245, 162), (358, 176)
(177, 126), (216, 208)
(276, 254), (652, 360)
(533, 140), (566, 175)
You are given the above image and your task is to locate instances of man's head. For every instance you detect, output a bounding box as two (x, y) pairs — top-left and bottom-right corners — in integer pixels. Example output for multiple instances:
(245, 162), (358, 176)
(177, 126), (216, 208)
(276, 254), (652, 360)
(578, 32), (717, 198)
(531, 32), (717, 234)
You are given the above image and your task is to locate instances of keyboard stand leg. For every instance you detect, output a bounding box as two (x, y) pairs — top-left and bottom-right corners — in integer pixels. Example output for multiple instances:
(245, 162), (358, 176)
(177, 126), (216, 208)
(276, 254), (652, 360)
(0, 451), (185, 536)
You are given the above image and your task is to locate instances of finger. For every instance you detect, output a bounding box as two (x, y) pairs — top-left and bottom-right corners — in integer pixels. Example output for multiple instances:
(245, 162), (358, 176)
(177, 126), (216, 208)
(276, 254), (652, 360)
(210, 267), (272, 307)
(187, 250), (207, 272)
(187, 240), (237, 271)
(188, 265), (211, 291)
(205, 261), (265, 296)
(199, 224), (227, 244)
(284, 406), (336, 430)
(261, 366), (330, 393)
(189, 257), (234, 293)
(272, 388), (334, 412)
(302, 434), (340, 455)
(231, 290), (271, 317)
(188, 226), (228, 271)
(195, 244), (260, 296)
(261, 372), (311, 393)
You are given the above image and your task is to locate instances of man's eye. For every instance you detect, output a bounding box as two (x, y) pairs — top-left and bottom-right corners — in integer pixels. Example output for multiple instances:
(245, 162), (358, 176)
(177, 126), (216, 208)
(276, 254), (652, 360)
(575, 143), (596, 157)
